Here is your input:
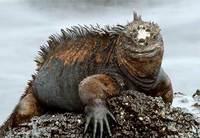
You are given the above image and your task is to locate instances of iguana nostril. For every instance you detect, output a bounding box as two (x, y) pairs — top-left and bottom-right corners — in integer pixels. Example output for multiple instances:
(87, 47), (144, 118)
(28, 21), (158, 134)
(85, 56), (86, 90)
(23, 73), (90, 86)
(138, 38), (145, 43)
(146, 29), (150, 32)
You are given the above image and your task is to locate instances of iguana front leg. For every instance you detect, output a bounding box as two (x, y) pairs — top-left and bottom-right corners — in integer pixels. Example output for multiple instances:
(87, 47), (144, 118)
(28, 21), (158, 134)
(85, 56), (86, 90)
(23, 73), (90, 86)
(150, 69), (173, 104)
(79, 74), (119, 138)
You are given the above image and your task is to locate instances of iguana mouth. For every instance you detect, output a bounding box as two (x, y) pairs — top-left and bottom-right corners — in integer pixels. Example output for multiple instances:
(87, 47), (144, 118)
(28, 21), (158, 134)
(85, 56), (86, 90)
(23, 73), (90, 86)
(123, 42), (162, 59)
(131, 46), (158, 54)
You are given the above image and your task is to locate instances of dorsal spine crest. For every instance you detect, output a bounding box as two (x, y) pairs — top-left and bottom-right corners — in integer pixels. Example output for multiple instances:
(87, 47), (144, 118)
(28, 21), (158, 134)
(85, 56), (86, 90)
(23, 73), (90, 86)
(35, 24), (125, 69)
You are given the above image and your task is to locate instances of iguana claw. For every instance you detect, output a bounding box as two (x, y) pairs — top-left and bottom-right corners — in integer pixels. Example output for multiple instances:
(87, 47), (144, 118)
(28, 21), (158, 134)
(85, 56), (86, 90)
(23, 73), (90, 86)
(84, 105), (116, 138)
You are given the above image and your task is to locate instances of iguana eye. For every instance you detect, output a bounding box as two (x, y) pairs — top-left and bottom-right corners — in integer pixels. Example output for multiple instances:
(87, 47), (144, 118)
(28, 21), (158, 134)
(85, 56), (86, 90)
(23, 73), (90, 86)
(150, 33), (157, 40)
(153, 34), (160, 40)
(153, 35), (157, 39)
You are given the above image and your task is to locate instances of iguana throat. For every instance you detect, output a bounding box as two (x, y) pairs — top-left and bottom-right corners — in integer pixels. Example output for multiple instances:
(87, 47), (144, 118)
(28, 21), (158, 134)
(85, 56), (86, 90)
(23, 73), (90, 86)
(116, 46), (163, 91)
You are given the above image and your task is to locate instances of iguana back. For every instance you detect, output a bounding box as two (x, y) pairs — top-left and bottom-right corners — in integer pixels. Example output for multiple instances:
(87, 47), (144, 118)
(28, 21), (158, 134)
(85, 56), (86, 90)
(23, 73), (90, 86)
(33, 25), (123, 111)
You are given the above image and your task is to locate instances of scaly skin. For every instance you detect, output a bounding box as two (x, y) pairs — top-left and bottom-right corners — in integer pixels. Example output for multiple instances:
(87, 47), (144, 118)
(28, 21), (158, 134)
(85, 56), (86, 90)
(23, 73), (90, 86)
(0, 13), (173, 137)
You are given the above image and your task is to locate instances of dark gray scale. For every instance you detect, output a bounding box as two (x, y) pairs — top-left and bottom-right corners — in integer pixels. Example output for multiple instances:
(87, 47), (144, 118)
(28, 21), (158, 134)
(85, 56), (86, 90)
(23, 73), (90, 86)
(33, 58), (91, 111)
(33, 45), (112, 111)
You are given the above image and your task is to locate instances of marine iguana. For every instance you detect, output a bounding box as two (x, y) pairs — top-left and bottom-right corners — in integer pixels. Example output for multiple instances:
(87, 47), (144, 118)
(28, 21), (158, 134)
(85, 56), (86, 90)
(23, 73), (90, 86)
(0, 13), (173, 137)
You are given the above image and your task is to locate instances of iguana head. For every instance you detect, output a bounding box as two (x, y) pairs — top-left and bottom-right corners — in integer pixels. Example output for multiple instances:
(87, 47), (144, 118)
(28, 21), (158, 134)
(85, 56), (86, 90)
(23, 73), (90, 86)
(116, 13), (164, 90)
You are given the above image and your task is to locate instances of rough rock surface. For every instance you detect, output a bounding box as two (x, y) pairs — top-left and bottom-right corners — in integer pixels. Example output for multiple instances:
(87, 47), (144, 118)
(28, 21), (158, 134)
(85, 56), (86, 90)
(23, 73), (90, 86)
(4, 90), (200, 138)
(193, 89), (200, 102)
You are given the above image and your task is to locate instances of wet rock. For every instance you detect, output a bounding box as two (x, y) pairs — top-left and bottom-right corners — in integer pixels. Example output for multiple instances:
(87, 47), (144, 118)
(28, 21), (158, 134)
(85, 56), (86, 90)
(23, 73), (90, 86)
(193, 89), (200, 101)
(192, 103), (200, 109)
(174, 92), (185, 98)
(3, 90), (200, 138)
(192, 89), (200, 114)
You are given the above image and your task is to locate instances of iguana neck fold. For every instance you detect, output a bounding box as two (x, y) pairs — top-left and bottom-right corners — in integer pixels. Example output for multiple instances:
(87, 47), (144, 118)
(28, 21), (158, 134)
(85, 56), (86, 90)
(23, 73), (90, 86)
(116, 45), (163, 91)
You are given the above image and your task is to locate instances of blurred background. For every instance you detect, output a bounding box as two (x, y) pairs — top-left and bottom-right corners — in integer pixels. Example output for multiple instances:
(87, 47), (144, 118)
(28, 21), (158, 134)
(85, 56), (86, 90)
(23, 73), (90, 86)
(0, 0), (199, 124)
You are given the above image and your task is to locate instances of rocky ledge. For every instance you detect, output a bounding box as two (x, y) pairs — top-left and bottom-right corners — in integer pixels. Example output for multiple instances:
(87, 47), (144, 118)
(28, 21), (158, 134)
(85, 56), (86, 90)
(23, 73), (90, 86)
(3, 90), (200, 138)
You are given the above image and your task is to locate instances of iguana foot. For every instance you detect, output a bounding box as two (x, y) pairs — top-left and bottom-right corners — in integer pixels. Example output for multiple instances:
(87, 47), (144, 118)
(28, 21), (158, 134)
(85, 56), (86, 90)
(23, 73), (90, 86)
(84, 100), (116, 138)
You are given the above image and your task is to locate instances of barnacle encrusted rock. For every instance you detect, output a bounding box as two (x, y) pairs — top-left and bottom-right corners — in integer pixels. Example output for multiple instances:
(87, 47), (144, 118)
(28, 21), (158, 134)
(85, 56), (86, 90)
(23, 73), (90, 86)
(4, 90), (200, 138)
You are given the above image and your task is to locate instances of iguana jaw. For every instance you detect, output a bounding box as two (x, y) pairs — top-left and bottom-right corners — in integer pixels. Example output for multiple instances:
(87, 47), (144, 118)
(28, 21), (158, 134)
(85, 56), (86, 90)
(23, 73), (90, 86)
(122, 40), (163, 59)
(116, 43), (163, 76)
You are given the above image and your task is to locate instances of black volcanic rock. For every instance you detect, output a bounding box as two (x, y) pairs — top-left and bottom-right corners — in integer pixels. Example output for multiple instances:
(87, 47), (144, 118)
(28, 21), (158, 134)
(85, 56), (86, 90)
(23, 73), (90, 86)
(3, 90), (200, 138)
